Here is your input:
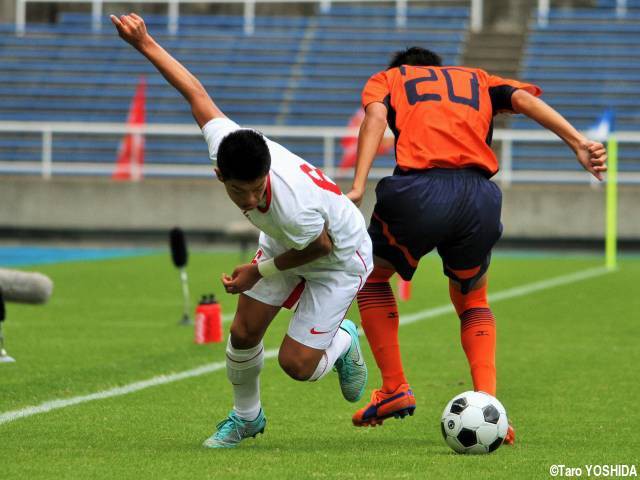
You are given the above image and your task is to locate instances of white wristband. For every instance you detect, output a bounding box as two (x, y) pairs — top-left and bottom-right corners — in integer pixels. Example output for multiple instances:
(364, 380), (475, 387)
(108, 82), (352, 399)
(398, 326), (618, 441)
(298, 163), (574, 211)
(257, 258), (279, 277)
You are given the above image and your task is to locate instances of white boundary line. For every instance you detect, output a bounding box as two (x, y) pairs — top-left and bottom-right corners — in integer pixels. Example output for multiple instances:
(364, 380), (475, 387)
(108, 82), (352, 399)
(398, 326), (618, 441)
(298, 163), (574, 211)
(399, 266), (610, 326)
(0, 266), (610, 427)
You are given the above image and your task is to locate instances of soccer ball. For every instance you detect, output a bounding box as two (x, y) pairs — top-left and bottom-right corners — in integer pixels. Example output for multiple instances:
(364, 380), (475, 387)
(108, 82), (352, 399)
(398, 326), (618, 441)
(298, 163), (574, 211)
(440, 391), (508, 454)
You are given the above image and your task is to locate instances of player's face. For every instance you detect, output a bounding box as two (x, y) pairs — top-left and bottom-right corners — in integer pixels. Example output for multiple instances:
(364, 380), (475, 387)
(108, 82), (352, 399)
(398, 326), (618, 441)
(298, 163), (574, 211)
(220, 175), (268, 211)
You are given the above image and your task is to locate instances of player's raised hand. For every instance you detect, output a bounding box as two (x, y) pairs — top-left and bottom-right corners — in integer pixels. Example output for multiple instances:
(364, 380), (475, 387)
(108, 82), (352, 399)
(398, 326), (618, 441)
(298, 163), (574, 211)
(221, 264), (261, 294)
(110, 13), (150, 49)
(346, 187), (365, 207)
(576, 139), (608, 181)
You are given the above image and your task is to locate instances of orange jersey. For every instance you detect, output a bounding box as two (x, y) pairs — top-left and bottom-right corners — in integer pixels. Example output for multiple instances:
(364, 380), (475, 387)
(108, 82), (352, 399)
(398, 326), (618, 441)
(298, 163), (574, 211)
(362, 66), (542, 175)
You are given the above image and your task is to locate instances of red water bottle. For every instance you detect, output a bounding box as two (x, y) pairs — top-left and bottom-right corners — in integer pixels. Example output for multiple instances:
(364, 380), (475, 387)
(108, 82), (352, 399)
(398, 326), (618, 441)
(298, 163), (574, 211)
(195, 294), (223, 344)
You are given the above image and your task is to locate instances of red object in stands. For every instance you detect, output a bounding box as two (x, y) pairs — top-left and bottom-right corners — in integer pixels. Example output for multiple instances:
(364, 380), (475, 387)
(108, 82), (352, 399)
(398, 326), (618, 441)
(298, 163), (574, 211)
(113, 76), (146, 181)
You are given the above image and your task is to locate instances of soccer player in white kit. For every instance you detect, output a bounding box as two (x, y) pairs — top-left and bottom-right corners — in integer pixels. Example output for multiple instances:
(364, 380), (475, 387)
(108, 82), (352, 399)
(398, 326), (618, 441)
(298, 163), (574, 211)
(111, 14), (372, 448)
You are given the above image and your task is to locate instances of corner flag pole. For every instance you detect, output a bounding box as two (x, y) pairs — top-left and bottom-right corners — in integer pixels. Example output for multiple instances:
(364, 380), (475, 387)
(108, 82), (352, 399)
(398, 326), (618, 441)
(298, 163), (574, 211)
(605, 134), (618, 271)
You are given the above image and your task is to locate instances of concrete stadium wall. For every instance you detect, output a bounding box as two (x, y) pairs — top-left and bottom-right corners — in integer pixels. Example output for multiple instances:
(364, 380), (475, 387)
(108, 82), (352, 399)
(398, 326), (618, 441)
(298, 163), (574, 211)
(0, 0), (15, 23)
(1, 176), (639, 241)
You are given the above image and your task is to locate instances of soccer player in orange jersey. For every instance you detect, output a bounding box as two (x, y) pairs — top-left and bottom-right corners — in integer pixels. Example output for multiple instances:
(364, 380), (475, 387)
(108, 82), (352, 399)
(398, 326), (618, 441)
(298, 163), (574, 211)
(346, 47), (608, 443)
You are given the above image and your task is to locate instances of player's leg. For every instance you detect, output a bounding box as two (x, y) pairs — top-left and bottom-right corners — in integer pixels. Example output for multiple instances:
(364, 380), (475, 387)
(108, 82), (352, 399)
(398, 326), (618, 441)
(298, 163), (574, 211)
(204, 236), (299, 449)
(439, 171), (502, 396)
(439, 170), (515, 443)
(448, 272), (495, 396)
(203, 293), (279, 448)
(353, 173), (445, 426)
(352, 255), (417, 426)
(278, 262), (369, 402)
(227, 294), (279, 417)
(358, 255), (406, 393)
(279, 323), (366, 402)
(278, 328), (352, 384)
(448, 271), (513, 444)
(352, 264), (416, 427)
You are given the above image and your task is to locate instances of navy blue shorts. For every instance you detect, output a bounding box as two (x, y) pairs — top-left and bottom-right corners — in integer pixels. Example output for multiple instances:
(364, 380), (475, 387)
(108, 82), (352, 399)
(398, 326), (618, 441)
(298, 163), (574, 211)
(368, 167), (503, 293)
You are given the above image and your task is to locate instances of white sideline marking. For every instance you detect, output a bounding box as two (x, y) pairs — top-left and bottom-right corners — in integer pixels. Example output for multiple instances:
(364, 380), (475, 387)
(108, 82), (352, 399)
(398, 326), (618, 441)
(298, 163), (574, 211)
(0, 353), (278, 426)
(0, 266), (610, 427)
(400, 266), (610, 326)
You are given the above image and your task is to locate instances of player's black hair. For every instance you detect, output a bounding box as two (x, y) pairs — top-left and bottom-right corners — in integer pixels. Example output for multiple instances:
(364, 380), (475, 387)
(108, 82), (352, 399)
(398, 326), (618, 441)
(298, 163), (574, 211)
(217, 129), (271, 181)
(387, 47), (443, 69)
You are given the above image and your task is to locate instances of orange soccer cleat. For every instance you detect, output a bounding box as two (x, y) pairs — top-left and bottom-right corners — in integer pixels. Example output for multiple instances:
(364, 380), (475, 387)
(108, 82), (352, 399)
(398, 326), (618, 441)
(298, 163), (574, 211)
(504, 423), (515, 445)
(352, 384), (416, 427)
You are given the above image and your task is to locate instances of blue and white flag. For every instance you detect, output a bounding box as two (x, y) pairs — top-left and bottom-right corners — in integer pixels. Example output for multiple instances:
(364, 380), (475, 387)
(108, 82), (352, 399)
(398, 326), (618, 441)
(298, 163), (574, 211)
(588, 109), (615, 142)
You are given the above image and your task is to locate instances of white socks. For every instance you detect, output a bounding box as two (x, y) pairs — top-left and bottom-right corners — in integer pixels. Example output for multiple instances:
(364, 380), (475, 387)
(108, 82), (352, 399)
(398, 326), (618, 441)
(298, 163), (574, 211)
(226, 339), (264, 421)
(308, 328), (352, 382)
(226, 327), (352, 417)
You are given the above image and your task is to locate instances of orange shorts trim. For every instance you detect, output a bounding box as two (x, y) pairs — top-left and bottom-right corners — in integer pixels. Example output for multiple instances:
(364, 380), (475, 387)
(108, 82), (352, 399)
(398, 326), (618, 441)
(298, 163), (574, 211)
(372, 212), (419, 268)
(447, 265), (482, 280)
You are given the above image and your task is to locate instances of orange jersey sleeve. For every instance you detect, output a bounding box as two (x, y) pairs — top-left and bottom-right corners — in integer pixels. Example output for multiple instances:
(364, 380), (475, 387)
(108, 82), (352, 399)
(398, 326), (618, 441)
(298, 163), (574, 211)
(487, 74), (542, 113)
(362, 71), (390, 109)
(360, 66), (542, 175)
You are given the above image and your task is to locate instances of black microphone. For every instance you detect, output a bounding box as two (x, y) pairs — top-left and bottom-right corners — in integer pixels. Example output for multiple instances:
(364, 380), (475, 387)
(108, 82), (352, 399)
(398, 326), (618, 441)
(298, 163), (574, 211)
(170, 227), (188, 268)
(0, 290), (5, 321)
(169, 227), (192, 326)
(0, 289), (15, 363)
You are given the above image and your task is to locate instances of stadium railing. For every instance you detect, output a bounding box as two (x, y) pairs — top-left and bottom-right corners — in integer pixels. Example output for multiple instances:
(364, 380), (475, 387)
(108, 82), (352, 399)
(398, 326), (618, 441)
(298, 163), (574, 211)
(1, 120), (639, 184)
(537, 0), (631, 27)
(14, 0), (483, 35)
(16, 0), (635, 34)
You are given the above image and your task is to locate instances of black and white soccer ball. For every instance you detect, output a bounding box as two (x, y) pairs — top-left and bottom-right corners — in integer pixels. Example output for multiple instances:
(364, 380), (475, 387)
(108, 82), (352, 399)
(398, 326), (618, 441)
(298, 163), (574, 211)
(440, 391), (508, 454)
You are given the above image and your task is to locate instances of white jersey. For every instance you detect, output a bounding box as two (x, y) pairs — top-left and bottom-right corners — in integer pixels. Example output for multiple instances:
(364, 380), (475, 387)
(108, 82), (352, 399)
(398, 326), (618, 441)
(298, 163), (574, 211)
(202, 117), (370, 272)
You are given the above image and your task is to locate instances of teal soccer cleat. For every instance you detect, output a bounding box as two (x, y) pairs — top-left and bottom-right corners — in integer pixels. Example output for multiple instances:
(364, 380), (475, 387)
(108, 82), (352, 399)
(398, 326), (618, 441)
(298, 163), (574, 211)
(202, 410), (266, 449)
(334, 319), (368, 403)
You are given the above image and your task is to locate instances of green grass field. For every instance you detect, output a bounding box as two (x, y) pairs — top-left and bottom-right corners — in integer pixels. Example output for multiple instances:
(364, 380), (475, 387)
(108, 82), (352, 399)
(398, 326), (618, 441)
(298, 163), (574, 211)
(1, 251), (639, 479)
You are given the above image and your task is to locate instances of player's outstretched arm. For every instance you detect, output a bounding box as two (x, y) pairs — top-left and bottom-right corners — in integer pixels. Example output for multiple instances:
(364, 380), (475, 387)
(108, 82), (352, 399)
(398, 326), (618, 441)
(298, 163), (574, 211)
(110, 13), (223, 128)
(511, 89), (607, 181)
(347, 102), (388, 206)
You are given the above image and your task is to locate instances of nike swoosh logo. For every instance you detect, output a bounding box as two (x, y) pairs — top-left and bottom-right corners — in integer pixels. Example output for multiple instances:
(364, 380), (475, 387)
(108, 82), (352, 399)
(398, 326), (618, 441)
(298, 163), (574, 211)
(310, 327), (331, 335)
(353, 347), (365, 366)
(347, 335), (365, 366)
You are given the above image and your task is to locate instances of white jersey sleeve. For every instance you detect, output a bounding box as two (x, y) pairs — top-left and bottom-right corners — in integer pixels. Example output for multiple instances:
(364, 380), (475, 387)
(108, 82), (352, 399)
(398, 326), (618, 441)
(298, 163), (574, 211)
(278, 207), (325, 250)
(202, 117), (242, 163)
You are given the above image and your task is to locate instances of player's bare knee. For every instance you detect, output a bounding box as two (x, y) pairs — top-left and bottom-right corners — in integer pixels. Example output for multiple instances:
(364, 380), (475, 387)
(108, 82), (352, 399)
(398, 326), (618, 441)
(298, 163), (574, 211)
(278, 350), (313, 381)
(229, 322), (261, 349)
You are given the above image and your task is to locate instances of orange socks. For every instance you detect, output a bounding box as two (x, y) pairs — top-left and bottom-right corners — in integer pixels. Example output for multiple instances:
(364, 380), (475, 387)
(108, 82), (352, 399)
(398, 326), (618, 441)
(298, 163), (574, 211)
(357, 266), (407, 393)
(449, 283), (496, 396)
(358, 264), (496, 396)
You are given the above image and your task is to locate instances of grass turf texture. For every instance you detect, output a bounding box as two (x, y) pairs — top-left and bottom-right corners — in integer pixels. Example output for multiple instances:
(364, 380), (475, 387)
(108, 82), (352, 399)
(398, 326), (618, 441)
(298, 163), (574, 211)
(1, 252), (638, 479)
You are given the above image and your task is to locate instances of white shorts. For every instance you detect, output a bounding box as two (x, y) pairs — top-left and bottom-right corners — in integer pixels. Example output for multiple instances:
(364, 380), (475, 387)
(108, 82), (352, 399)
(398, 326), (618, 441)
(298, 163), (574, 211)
(244, 233), (372, 349)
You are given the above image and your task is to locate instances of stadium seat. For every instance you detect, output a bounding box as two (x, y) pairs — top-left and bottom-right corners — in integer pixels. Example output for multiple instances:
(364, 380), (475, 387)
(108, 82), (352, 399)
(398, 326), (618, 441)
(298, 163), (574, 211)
(3, 2), (636, 175)
(0, 5), (466, 173)
(515, 5), (640, 172)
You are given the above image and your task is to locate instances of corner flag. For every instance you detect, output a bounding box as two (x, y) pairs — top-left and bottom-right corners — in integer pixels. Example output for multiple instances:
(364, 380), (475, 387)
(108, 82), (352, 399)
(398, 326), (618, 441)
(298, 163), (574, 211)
(589, 109), (617, 270)
(113, 76), (146, 181)
(588, 108), (615, 142)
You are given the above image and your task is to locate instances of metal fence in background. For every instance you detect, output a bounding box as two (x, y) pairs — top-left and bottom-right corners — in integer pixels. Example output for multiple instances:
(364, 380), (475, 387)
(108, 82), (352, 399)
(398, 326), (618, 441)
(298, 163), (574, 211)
(14, 0), (482, 36)
(0, 121), (638, 185)
(537, 0), (630, 27)
(14, 0), (634, 36)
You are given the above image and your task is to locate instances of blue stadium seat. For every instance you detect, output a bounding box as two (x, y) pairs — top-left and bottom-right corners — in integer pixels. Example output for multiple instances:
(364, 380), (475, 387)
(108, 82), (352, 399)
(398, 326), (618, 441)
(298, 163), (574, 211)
(3, 3), (635, 177)
(0, 5), (460, 172)
(516, 4), (640, 172)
